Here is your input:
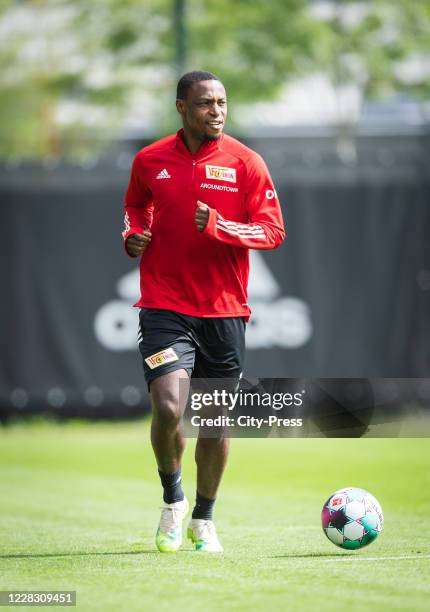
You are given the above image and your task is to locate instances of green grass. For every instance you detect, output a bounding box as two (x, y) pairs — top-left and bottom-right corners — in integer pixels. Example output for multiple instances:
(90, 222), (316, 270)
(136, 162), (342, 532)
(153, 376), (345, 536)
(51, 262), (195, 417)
(0, 421), (429, 611)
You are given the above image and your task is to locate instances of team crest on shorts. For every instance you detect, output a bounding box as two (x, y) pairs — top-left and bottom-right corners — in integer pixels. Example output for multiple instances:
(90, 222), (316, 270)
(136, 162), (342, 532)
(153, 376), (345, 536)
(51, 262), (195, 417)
(205, 165), (236, 183)
(145, 347), (179, 369)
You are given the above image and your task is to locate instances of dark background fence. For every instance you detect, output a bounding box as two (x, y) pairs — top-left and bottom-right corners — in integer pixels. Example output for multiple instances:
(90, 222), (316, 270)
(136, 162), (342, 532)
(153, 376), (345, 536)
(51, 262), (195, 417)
(1, 129), (429, 418)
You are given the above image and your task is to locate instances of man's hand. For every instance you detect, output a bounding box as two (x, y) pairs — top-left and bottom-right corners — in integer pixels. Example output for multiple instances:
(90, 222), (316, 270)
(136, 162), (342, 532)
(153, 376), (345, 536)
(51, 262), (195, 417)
(125, 230), (152, 257)
(195, 201), (210, 232)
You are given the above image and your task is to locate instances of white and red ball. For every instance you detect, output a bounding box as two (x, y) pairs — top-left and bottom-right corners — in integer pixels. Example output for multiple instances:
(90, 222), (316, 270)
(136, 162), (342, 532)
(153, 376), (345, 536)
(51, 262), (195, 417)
(321, 487), (383, 550)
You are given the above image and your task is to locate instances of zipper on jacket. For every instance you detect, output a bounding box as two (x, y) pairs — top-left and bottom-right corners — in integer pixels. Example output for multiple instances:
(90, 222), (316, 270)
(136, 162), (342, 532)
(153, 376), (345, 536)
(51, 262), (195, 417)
(191, 158), (197, 183)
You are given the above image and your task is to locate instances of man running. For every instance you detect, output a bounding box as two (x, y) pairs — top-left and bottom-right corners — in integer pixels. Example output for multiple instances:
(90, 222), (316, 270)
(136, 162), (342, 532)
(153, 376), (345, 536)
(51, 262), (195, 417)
(122, 70), (285, 552)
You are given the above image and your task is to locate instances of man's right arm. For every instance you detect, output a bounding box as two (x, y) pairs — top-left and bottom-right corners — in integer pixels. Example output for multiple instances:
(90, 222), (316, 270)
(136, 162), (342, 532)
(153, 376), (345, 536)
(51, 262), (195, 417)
(122, 153), (154, 258)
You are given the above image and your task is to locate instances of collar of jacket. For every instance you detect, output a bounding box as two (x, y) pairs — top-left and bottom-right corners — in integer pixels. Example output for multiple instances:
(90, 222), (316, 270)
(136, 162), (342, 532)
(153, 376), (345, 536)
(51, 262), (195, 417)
(174, 128), (224, 158)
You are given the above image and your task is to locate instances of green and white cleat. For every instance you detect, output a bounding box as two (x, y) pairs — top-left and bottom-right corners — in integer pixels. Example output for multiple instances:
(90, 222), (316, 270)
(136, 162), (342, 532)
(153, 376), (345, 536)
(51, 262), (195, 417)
(187, 519), (224, 552)
(155, 497), (189, 553)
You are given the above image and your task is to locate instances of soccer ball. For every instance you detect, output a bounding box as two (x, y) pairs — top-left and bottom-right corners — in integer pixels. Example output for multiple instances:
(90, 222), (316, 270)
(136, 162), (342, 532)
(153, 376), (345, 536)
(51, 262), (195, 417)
(321, 487), (384, 550)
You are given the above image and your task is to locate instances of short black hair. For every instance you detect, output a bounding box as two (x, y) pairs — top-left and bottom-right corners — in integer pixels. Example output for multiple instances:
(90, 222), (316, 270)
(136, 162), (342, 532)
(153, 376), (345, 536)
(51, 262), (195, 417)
(176, 70), (221, 100)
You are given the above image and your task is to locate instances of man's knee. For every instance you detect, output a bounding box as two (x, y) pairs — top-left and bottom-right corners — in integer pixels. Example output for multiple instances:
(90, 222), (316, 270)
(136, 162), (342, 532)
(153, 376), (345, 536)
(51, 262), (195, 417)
(150, 382), (181, 426)
(150, 369), (189, 427)
(152, 395), (182, 426)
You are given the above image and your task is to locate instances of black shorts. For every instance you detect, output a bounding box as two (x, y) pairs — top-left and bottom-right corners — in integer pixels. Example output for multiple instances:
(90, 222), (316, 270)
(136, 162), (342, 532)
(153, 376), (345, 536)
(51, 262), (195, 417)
(138, 308), (246, 388)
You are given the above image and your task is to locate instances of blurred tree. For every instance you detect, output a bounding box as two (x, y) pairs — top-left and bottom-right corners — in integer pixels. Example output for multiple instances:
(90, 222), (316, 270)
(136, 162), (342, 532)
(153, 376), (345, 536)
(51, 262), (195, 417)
(308, 0), (430, 120)
(305, 0), (430, 162)
(0, 0), (173, 160)
(188, 0), (317, 103)
(0, 0), (429, 160)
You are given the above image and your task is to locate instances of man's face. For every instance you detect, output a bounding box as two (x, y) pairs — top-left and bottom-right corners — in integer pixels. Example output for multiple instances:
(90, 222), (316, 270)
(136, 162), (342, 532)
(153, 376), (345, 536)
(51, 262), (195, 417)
(176, 80), (227, 142)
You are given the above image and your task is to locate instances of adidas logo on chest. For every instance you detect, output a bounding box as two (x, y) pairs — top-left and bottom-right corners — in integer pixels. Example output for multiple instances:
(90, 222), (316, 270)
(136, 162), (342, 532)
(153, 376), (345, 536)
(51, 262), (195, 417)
(156, 168), (171, 179)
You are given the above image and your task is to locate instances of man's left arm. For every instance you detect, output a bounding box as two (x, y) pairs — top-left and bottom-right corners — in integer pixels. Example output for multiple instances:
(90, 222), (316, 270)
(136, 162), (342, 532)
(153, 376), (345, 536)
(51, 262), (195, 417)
(196, 154), (286, 250)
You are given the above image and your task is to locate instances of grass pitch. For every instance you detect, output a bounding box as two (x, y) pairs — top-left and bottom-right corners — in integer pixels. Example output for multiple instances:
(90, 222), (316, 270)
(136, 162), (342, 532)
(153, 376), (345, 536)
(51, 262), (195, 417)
(0, 421), (429, 611)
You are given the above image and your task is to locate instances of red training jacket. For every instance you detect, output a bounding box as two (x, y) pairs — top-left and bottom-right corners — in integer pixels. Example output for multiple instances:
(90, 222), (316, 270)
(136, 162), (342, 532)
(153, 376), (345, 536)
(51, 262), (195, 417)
(123, 128), (285, 319)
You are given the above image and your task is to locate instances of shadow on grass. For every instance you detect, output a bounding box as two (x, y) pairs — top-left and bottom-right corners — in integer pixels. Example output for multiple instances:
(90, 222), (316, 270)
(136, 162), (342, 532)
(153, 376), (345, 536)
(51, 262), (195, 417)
(271, 552), (350, 559)
(0, 549), (195, 559)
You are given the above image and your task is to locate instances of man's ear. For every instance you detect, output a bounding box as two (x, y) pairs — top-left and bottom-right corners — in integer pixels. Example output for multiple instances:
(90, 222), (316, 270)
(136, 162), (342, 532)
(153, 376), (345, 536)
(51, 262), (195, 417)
(176, 99), (185, 115)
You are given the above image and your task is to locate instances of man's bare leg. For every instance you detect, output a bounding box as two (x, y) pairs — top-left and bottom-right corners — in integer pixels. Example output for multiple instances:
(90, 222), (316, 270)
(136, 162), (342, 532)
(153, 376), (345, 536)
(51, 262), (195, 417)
(195, 436), (230, 499)
(150, 368), (189, 473)
(151, 369), (190, 552)
(187, 435), (229, 552)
